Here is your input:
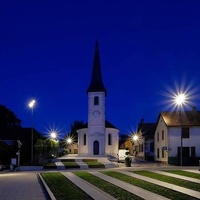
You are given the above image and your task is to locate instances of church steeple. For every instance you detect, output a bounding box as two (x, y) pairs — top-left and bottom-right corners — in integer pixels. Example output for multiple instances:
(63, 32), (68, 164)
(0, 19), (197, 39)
(87, 40), (106, 95)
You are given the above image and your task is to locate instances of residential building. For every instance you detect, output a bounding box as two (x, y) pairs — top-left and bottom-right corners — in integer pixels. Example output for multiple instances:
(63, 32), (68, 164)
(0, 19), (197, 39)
(154, 109), (200, 165)
(132, 119), (156, 160)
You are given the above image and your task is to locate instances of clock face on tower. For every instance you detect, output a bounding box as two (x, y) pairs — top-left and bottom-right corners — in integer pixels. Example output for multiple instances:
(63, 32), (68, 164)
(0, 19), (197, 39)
(93, 110), (100, 117)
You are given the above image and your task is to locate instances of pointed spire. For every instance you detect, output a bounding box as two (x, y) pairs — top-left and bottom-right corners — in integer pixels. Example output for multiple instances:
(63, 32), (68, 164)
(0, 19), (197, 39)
(87, 40), (106, 95)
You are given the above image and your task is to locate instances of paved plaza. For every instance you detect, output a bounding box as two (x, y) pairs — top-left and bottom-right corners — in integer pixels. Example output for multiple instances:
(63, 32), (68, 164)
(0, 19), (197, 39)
(0, 158), (200, 200)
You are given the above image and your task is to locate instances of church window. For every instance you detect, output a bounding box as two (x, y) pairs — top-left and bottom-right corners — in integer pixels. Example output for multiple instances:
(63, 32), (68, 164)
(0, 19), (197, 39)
(94, 96), (99, 105)
(83, 134), (86, 145)
(108, 133), (112, 145)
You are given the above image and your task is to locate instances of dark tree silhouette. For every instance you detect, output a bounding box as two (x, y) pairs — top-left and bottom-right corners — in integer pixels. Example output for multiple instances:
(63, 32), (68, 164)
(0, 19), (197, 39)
(0, 105), (21, 128)
(66, 120), (87, 143)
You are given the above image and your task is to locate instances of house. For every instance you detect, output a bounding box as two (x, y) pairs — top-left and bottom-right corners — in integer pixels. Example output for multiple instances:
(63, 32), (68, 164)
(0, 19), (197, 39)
(135, 119), (156, 161)
(154, 109), (200, 166)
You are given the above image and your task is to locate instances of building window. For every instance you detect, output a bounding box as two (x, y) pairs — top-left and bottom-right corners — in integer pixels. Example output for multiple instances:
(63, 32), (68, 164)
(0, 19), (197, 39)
(182, 127), (189, 138)
(108, 133), (111, 145)
(157, 148), (159, 158)
(162, 130), (164, 140)
(83, 134), (86, 145)
(157, 132), (159, 142)
(94, 96), (99, 105)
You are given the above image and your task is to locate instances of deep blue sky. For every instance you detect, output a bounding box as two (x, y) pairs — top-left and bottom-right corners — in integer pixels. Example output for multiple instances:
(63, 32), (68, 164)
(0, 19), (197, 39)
(1, 1), (200, 137)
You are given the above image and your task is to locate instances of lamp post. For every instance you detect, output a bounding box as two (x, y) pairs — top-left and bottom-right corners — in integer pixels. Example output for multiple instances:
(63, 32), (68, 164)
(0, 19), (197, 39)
(28, 99), (36, 165)
(133, 134), (139, 158)
(175, 93), (186, 166)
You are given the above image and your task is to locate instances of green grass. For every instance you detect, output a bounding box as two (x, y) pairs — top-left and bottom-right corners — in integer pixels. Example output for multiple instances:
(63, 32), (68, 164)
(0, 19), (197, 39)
(62, 161), (80, 168)
(102, 171), (199, 200)
(163, 170), (200, 179)
(132, 170), (200, 192)
(43, 162), (57, 169)
(74, 171), (143, 200)
(41, 172), (93, 200)
(82, 159), (105, 168)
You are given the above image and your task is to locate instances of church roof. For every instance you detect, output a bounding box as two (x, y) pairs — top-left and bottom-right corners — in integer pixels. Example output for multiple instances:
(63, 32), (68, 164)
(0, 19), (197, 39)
(83, 120), (118, 129)
(87, 40), (106, 95)
(105, 120), (118, 129)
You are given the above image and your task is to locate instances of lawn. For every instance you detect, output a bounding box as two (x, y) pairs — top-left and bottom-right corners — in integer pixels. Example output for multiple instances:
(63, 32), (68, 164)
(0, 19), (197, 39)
(41, 172), (92, 200)
(132, 170), (200, 192)
(103, 171), (199, 200)
(74, 171), (142, 200)
(163, 170), (200, 179)
(62, 161), (80, 168)
(43, 162), (57, 169)
(82, 159), (105, 168)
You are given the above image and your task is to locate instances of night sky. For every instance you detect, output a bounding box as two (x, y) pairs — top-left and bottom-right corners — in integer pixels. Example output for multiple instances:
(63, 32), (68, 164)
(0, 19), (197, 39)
(1, 1), (200, 138)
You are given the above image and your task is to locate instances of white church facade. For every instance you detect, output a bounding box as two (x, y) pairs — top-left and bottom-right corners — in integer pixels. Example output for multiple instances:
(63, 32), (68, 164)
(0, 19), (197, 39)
(77, 41), (119, 157)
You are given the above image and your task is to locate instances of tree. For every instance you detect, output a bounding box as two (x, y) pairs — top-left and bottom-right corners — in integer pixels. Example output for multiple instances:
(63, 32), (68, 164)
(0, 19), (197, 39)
(66, 120), (87, 143)
(0, 105), (21, 128)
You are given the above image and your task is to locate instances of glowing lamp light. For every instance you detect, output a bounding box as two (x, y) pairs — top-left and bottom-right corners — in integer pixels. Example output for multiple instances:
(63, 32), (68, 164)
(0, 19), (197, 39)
(175, 93), (186, 105)
(67, 138), (72, 144)
(28, 100), (36, 108)
(133, 135), (139, 141)
(50, 132), (57, 139)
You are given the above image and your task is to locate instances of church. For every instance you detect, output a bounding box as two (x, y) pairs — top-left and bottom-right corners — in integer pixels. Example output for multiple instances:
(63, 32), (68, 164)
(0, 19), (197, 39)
(77, 41), (119, 157)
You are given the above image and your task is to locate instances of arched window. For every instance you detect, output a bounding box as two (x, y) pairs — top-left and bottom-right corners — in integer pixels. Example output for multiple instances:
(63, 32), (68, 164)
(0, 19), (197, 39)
(108, 133), (112, 145)
(94, 96), (99, 105)
(83, 134), (86, 145)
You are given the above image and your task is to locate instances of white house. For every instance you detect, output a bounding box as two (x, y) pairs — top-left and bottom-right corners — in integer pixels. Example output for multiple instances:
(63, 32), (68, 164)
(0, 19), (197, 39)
(77, 41), (119, 157)
(154, 109), (200, 165)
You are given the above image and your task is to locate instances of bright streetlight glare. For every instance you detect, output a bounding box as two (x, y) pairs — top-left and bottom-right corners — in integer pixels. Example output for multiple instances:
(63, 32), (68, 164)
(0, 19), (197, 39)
(67, 138), (72, 144)
(28, 99), (36, 108)
(175, 93), (186, 105)
(133, 135), (139, 141)
(50, 132), (57, 139)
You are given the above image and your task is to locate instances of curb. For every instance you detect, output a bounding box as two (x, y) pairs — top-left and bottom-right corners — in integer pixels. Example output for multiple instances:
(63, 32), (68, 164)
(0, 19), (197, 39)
(38, 173), (56, 200)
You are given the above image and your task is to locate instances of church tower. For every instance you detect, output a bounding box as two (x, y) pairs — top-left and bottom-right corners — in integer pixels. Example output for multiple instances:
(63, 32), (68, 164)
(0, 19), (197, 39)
(87, 40), (106, 155)
(77, 41), (119, 157)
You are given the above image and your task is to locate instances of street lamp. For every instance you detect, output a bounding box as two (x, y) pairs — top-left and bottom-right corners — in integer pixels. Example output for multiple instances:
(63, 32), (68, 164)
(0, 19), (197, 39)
(28, 99), (36, 165)
(132, 134), (139, 158)
(175, 93), (186, 166)
(50, 132), (57, 140)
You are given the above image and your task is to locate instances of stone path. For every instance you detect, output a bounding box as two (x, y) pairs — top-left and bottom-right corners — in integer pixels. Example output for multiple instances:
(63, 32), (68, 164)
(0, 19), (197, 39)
(62, 172), (116, 200)
(153, 170), (200, 183)
(117, 170), (200, 199)
(89, 171), (169, 200)
(58, 169), (200, 200)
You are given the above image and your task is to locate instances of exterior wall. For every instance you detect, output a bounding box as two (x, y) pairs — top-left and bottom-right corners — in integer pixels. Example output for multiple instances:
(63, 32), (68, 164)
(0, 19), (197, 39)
(77, 128), (88, 155)
(169, 126), (200, 157)
(68, 143), (78, 154)
(105, 128), (119, 157)
(168, 127), (181, 157)
(154, 116), (168, 163)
